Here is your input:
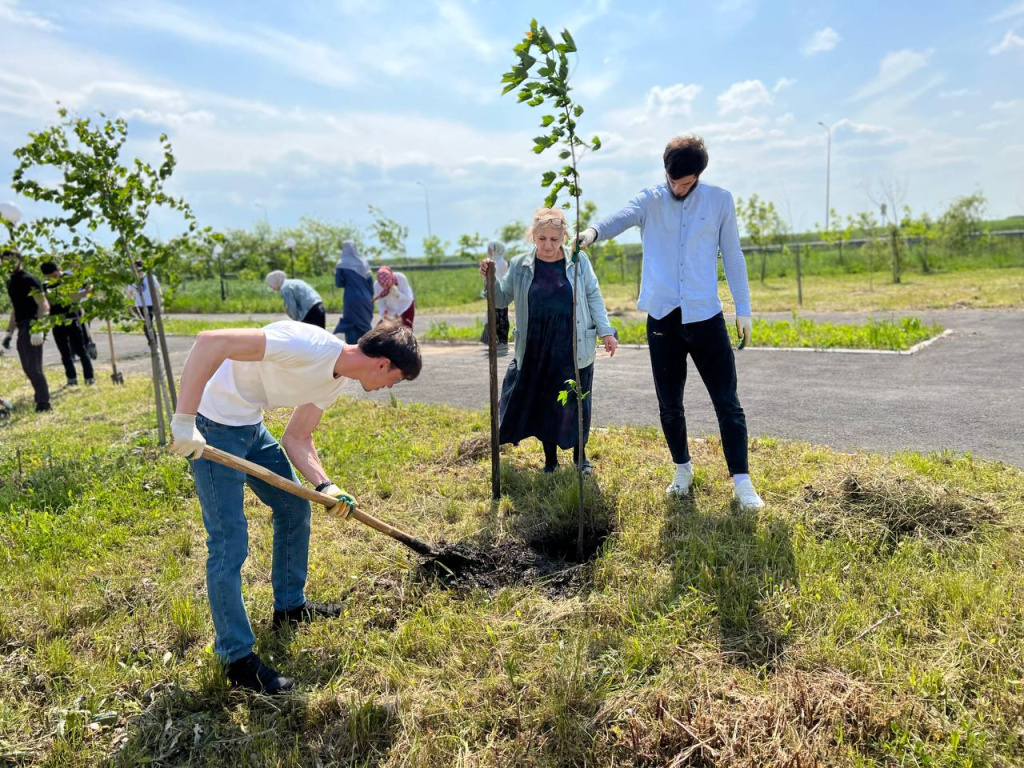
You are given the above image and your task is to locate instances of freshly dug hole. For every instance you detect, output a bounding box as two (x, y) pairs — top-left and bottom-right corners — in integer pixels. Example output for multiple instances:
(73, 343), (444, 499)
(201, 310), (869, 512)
(416, 521), (612, 595)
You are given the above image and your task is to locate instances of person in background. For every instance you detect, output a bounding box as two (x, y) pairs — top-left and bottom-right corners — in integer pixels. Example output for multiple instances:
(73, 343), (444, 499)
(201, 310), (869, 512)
(575, 134), (764, 510)
(132, 260), (161, 344)
(2, 248), (50, 412)
(41, 261), (94, 387)
(373, 266), (415, 330)
(265, 270), (326, 329)
(332, 240), (374, 343)
(480, 241), (510, 346)
(480, 206), (618, 474)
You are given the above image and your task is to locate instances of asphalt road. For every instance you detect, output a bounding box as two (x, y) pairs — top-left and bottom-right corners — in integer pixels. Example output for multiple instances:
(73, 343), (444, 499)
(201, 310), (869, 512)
(25, 309), (1024, 467)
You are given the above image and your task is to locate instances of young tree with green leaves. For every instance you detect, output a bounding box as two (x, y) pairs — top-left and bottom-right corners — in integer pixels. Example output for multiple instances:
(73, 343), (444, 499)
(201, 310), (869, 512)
(502, 19), (604, 558)
(11, 108), (200, 441)
(736, 194), (786, 284)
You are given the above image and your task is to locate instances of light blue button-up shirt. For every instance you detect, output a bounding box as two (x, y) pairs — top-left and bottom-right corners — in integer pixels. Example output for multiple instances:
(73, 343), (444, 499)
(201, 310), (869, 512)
(594, 182), (752, 324)
(280, 278), (323, 322)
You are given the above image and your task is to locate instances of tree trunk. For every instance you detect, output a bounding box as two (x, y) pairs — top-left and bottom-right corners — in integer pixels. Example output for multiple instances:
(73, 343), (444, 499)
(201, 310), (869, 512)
(796, 247), (803, 306)
(148, 272), (177, 411)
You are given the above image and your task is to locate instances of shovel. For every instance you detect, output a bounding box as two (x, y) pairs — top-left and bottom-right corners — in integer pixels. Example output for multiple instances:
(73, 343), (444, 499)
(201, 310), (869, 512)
(106, 320), (124, 385)
(200, 445), (437, 557)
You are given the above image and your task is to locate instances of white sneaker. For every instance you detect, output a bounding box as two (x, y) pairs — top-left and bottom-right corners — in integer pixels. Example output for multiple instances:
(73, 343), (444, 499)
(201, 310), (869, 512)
(666, 463), (693, 497)
(733, 477), (765, 510)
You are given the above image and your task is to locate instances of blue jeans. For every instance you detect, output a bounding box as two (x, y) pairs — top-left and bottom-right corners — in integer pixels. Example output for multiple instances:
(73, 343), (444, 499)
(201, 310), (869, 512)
(191, 415), (311, 663)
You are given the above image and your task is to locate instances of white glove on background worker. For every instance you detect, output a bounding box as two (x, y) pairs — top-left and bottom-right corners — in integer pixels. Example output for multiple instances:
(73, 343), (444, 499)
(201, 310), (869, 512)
(735, 316), (752, 349)
(30, 332), (45, 346)
(169, 413), (206, 459)
(320, 483), (356, 519)
(575, 228), (597, 250)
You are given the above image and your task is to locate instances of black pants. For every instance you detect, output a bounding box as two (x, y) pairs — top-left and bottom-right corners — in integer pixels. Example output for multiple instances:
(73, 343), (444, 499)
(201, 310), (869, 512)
(481, 308), (510, 344)
(15, 321), (50, 410)
(301, 302), (326, 329)
(53, 321), (94, 383)
(647, 310), (748, 475)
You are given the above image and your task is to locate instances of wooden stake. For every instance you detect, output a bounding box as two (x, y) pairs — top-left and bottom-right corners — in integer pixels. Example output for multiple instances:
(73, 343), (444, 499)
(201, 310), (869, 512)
(485, 263), (500, 500)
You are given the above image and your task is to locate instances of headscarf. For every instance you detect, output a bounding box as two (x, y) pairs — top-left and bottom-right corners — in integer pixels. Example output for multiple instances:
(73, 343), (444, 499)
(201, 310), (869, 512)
(339, 240), (371, 279)
(265, 270), (287, 290)
(374, 266), (398, 301)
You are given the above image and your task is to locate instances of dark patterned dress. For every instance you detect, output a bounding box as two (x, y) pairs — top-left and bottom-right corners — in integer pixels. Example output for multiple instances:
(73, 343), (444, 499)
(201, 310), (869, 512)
(498, 257), (593, 450)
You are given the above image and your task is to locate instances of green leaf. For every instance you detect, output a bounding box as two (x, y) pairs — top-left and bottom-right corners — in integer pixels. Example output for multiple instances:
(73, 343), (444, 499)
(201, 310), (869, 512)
(591, 136), (602, 150)
(541, 115), (555, 127)
(573, 104), (584, 117)
(541, 171), (557, 187)
(560, 29), (577, 52)
(559, 150), (571, 159)
(557, 390), (569, 406)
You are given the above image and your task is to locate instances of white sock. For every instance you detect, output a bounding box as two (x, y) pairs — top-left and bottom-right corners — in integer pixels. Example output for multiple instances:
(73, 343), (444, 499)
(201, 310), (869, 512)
(732, 473), (751, 486)
(675, 461), (692, 477)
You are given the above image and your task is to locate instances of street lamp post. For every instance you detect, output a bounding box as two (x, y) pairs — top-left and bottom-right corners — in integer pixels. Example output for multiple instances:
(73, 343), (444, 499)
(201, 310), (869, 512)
(0, 202), (22, 241)
(213, 244), (226, 301)
(285, 237), (297, 276)
(415, 181), (432, 239)
(817, 121), (832, 232)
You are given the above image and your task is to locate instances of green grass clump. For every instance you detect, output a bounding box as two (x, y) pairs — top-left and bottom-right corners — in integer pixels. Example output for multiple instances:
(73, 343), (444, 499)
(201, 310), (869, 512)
(612, 315), (944, 351)
(0, 363), (1023, 765)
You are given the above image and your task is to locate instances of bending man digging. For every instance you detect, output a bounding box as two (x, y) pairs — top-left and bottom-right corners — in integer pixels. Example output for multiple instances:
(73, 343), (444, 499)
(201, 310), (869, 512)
(169, 321), (421, 694)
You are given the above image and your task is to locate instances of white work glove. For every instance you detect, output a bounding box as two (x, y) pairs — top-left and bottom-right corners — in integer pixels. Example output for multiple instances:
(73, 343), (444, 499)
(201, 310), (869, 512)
(575, 228), (597, 250)
(735, 316), (752, 349)
(321, 483), (356, 519)
(30, 331), (45, 346)
(169, 413), (206, 459)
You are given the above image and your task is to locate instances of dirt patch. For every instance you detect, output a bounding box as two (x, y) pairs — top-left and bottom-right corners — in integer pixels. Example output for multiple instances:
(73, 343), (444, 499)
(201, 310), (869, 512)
(415, 527), (611, 596)
(439, 435), (493, 467)
(802, 468), (1001, 543)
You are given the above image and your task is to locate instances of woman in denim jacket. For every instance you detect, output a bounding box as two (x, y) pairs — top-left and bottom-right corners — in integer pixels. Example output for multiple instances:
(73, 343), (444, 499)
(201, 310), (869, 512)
(480, 207), (618, 473)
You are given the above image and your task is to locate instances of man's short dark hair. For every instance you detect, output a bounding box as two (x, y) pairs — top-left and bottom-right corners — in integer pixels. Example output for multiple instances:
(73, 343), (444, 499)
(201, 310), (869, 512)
(40, 261), (59, 275)
(0, 248), (20, 261)
(663, 135), (709, 180)
(358, 321), (422, 381)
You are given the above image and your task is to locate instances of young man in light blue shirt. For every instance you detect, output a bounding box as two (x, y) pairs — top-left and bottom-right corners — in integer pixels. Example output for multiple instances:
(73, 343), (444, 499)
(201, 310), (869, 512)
(576, 135), (764, 510)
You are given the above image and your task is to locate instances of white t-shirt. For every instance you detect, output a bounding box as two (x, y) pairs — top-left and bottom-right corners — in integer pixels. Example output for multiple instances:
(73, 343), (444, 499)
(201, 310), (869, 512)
(133, 274), (161, 308)
(198, 321), (347, 426)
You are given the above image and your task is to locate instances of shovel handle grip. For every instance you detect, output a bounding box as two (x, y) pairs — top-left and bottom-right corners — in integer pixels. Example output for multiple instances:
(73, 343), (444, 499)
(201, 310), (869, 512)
(198, 445), (435, 556)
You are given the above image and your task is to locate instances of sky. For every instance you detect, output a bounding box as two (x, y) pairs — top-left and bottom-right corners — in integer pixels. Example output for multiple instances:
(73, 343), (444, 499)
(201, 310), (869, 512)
(1, 0), (1022, 255)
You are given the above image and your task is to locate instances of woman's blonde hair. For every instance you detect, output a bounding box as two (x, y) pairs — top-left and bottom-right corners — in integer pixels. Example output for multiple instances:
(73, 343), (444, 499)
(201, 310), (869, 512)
(525, 206), (569, 244)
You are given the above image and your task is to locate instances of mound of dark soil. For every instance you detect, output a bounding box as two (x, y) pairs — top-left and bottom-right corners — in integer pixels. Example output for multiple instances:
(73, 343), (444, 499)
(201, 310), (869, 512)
(416, 527), (611, 596)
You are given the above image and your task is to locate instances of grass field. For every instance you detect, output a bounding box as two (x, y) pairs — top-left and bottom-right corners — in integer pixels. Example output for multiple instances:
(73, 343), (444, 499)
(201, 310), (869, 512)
(1, 366), (1022, 766)
(164, 266), (1024, 318)
(424, 315), (945, 352)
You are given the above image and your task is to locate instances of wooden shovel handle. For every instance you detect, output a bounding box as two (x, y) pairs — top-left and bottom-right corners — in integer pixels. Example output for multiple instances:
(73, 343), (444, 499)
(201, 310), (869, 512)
(200, 445), (436, 556)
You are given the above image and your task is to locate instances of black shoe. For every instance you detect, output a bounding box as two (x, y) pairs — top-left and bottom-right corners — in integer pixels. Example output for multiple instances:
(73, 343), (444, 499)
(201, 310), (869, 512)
(67, 379), (79, 387)
(225, 652), (294, 694)
(543, 463), (558, 474)
(272, 600), (342, 629)
(35, 403), (51, 413)
(85, 378), (95, 386)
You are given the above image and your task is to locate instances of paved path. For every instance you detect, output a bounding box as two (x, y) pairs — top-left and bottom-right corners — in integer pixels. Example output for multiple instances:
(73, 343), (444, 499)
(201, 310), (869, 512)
(29, 309), (1024, 467)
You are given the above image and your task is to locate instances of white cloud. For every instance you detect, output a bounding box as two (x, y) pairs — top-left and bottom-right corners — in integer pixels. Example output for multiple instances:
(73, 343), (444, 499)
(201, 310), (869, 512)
(993, 99), (1021, 110)
(772, 77), (796, 93)
(775, 113), (795, 125)
(801, 27), (840, 56)
(989, 29), (1024, 54)
(991, 1), (1024, 22)
(833, 118), (891, 134)
(0, 0), (58, 31)
(717, 80), (773, 115)
(106, 0), (358, 88)
(118, 108), (216, 127)
(938, 88), (970, 98)
(574, 72), (620, 100)
(951, 110), (965, 118)
(978, 119), (1014, 131)
(851, 49), (932, 101)
(437, 0), (494, 60)
(643, 83), (702, 119)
